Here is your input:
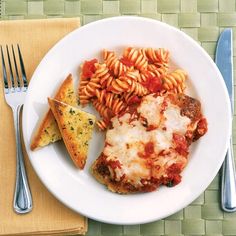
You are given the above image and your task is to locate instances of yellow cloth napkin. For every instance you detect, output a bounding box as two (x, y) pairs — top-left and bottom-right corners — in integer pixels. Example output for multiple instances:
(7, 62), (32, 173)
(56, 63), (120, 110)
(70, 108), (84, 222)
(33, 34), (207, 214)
(0, 18), (87, 235)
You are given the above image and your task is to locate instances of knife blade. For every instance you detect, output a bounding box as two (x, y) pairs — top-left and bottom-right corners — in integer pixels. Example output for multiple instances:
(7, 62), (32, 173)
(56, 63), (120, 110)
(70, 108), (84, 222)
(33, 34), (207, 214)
(215, 28), (236, 212)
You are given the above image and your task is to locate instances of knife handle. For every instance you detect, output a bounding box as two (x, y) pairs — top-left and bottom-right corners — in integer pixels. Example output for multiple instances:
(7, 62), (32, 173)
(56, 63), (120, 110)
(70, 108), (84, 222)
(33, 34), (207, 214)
(221, 136), (236, 212)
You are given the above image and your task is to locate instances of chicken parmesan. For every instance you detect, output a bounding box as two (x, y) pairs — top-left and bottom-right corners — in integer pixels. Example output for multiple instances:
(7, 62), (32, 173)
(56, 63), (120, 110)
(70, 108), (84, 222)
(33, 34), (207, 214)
(91, 92), (207, 194)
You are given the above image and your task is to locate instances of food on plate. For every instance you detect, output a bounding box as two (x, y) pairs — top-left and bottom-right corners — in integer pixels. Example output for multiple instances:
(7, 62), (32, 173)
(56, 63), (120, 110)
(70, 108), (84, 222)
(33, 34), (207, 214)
(91, 92), (207, 193)
(48, 98), (96, 169)
(78, 47), (188, 130)
(78, 47), (207, 193)
(31, 46), (208, 191)
(30, 74), (77, 150)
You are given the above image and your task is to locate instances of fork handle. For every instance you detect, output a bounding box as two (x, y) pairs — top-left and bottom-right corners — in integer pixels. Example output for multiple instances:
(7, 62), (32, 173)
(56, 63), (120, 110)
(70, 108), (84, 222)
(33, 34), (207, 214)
(12, 105), (32, 214)
(221, 136), (236, 212)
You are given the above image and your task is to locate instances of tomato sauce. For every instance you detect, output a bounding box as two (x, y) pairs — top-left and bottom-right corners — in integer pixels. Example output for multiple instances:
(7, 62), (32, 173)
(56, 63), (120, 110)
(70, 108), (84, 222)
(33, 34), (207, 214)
(142, 73), (162, 93)
(127, 95), (142, 105)
(146, 125), (157, 131)
(120, 57), (135, 67)
(82, 59), (97, 78)
(107, 160), (122, 169)
(165, 163), (182, 186)
(193, 117), (208, 141)
(145, 142), (154, 155)
(138, 141), (155, 158)
(173, 133), (189, 157)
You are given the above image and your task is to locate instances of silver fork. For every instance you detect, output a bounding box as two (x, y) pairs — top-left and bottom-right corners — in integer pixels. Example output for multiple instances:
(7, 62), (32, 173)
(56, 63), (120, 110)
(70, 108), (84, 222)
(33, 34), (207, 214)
(1, 45), (32, 214)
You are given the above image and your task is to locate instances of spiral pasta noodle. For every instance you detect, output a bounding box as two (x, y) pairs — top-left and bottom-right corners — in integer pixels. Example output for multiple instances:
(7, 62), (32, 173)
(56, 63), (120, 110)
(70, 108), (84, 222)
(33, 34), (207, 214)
(103, 50), (127, 76)
(108, 77), (130, 94)
(79, 77), (101, 105)
(95, 90), (126, 115)
(123, 47), (148, 71)
(96, 119), (109, 131)
(78, 47), (188, 130)
(125, 70), (141, 82)
(78, 71), (90, 95)
(92, 99), (112, 121)
(162, 69), (187, 93)
(126, 78), (149, 96)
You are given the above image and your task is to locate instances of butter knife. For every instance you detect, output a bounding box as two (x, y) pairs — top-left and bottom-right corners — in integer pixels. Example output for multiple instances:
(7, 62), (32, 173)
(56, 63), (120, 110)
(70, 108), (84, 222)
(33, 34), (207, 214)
(215, 28), (236, 212)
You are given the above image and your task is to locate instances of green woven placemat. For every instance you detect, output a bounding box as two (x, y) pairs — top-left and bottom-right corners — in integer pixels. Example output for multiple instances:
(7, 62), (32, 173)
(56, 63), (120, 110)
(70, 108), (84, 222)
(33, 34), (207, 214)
(1, 0), (236, 235)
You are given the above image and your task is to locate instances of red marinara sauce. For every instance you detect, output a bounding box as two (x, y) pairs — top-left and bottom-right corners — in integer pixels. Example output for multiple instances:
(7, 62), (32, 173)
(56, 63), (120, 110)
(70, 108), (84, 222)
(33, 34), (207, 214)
(166, 163), (182, 186)
(127, 95), (142, 105)
(145, 142), (155, 156)
(138, 141), (155, 158)
(172, 133), (189, 157)
(194, 117), (208, 141)
(120, 57), (135, 67)
(82, 59), (98, 78)
(142, 73), (162, 93)
(107, 160), (122, 170)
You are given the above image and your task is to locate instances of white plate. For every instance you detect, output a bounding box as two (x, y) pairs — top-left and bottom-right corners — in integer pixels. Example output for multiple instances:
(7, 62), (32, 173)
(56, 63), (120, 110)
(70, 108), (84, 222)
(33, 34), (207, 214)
(23, 16), (231, 225)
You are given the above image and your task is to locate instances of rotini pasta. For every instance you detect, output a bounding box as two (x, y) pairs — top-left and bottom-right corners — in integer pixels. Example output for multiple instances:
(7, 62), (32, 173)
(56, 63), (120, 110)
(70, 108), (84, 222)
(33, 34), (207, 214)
(109, 77), (130, 94)
(96, 119), (109, 131)
(123, 47), (148, 71)
(95, 90), (126, 115)
(78, 47), (188, 130)
(122, 92), (137, 104)
(92, 99), (112, 121)
(162, 69), (187, 93)
(79, 78), (101, 105)
(124, 69), (141, 82)
(78, 61), (95, 98)
(103, 50), (127, 76)
(126, 78), (149, 96)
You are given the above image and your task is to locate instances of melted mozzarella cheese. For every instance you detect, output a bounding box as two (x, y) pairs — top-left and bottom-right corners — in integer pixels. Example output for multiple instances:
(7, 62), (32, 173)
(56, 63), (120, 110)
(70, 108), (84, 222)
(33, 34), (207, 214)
(164, 105), (191, 134)
(152, 129), (172, 151)
(103, 94), (191, 187)
(137, 95), (164, 127)
(152, 150), (188, 179)
(105, 117), (150, 185)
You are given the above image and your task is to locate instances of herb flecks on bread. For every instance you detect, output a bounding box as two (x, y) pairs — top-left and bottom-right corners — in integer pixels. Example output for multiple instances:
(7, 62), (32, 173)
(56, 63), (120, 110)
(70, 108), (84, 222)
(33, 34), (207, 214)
(48, 98), (96, 169)
(30, 74), (77, 150)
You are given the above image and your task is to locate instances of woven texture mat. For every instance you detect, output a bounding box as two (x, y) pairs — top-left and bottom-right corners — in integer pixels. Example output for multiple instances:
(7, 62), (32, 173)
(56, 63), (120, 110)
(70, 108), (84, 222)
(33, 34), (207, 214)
(1, 0), (236, 235)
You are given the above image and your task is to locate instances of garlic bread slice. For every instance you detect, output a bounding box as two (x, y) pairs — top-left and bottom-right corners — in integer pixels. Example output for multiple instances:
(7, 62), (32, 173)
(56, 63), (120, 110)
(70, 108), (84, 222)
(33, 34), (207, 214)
(48, 98), (96, 169)
(30, 74), (77, 150)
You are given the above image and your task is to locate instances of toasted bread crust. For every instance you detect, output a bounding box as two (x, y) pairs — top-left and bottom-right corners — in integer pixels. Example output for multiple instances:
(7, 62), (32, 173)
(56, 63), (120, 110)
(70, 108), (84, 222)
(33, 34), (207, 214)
(54, 74), (77, 104)
(48, 98), (95, 169)
(30, 110), (61, 150)
(91, 157), (133, 194)
(30, 74), (77, 150)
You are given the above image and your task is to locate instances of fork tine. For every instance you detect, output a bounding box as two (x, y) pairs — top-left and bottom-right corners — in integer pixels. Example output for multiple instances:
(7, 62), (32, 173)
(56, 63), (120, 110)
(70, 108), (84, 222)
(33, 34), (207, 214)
(6, 45), (15, 90)
(17, 44), (28, 88)
(1, 45), (9, 92)
(11, 45), (21, 89)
